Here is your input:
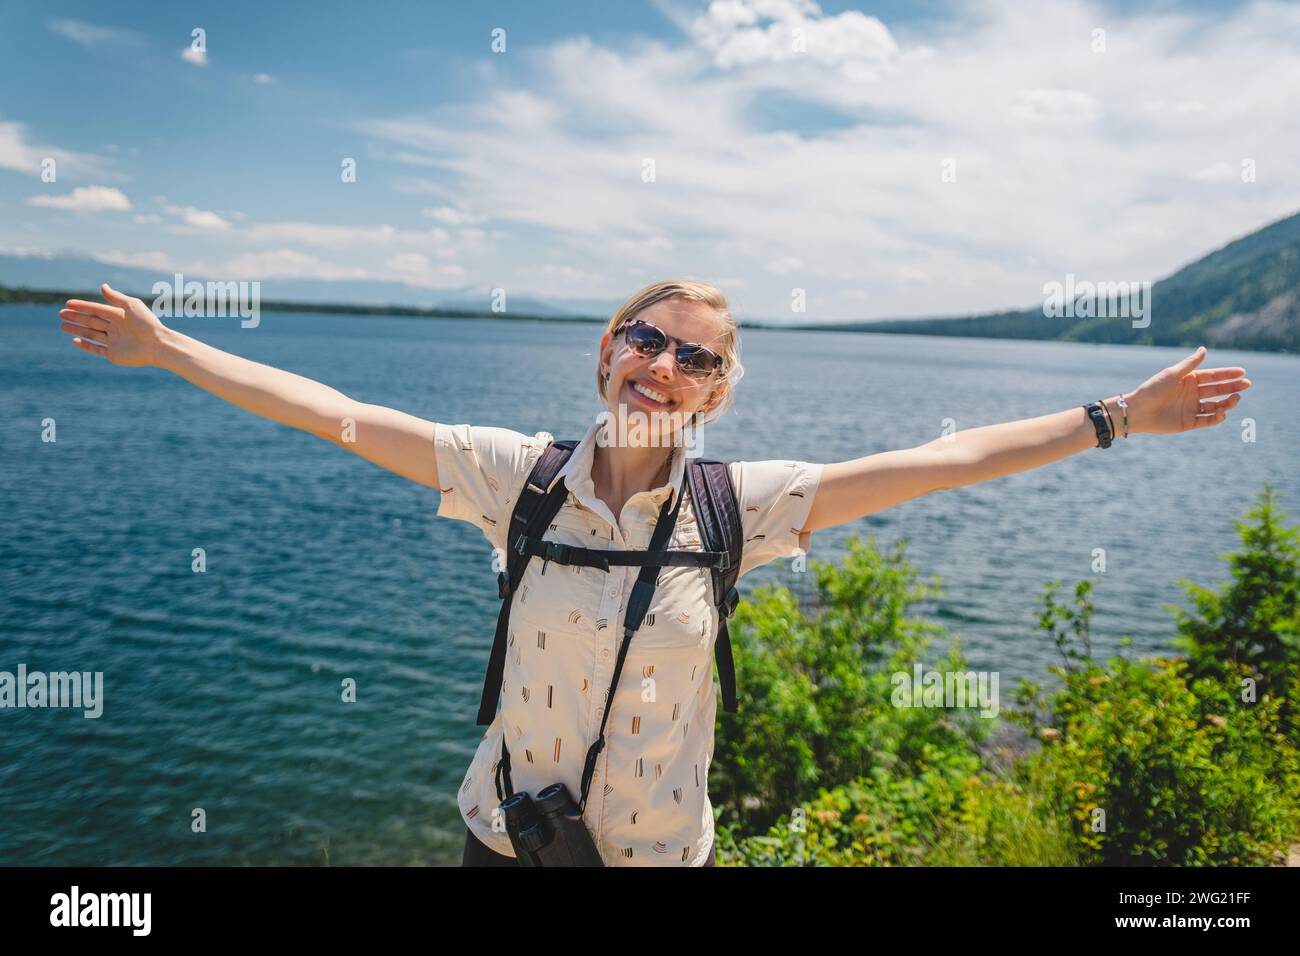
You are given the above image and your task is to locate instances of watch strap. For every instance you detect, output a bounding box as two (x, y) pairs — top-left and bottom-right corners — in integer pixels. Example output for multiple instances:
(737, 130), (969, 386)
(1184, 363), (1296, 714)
(1083, 401), (1113, 448)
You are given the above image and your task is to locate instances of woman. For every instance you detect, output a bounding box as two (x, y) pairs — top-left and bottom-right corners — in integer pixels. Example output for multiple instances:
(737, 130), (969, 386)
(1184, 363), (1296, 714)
(57, 278), (1251, 867)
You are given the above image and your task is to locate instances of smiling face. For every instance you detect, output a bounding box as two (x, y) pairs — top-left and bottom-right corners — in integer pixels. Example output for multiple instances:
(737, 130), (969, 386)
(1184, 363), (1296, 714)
(598, 297), (728, 440)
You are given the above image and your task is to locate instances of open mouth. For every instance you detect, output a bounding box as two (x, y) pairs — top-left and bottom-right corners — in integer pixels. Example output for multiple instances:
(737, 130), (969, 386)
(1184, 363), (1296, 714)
(627, 379), (673, 407)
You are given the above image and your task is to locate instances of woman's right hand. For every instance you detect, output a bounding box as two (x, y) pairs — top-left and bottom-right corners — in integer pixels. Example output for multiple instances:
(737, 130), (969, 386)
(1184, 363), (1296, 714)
(58, 283), (169, 367)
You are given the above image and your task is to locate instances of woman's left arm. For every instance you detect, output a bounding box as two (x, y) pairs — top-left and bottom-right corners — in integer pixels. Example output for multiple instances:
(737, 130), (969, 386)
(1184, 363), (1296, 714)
(803, 346), (1251, 534)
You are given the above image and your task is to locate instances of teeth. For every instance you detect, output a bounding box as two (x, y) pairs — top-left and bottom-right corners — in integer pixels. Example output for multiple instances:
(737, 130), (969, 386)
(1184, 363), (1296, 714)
(632, 381), (669, 405)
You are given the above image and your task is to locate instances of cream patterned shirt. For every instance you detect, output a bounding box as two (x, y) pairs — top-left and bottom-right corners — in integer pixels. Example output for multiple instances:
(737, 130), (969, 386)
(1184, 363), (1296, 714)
(434, 413), (823, 866)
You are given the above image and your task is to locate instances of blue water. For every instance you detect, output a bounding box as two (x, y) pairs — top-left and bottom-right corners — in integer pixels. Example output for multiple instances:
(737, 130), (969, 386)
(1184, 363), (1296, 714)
(2, 304), (1296, 865)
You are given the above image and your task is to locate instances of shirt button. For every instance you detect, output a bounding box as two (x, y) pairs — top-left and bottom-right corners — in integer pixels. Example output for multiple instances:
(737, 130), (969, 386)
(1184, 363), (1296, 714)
(607, 587), (619, 597)
(600, 649), (610, 660)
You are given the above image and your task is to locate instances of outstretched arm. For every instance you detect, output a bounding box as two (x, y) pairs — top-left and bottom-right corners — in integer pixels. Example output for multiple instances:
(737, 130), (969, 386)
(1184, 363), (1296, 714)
(58, 283), (443, 490)
(803, 347), (1251, 535)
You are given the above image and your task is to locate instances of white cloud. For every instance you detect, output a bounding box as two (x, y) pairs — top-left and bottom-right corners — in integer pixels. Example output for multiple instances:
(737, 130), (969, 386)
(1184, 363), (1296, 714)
(391, 152), (448, 169)
(90, 245), (462, 288)
(221, 248), (372, 280)
(252, 73), (274, 84)
(407, 226), (452, 245)
(1190, 161), (1241, 183)
(27, 185), (132, 213)
(25, 0), (1300, 321)
(540, 264), (596, 282)
(1008, 89), (1098, 124)
(181, 46), (208, 67)
(687, 0), (900, 76)
(243, 221), (472, 256)
(523, 263), (608, 295)
(47, 19), (142, 48)
(765, 256), (802, 275)
(186, 246), (467, 286)
(612, 235), (673, 259)
(162, 204), (232, 231)
(245, 222), (399, 246)
(384, 253), (466, 286)
(421, 206), (483, 226)
(386, 252), (431, 273)
(483, 90), (560, 131)
(0, 121), (108, 177)
(357, 0), (1300, 319)
(95, 249), (182, 271)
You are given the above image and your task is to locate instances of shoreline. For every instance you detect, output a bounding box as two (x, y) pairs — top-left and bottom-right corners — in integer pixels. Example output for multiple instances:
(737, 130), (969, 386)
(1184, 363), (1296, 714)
(4, 286), (1294, 354)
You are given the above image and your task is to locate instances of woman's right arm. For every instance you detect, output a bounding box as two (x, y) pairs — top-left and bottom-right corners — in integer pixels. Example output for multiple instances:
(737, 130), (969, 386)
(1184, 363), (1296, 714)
(58, 283), (442, 490)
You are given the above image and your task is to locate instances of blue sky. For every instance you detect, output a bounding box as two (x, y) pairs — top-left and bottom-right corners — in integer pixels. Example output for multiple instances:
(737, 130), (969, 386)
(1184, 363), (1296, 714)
(1, 0), (1296, 320)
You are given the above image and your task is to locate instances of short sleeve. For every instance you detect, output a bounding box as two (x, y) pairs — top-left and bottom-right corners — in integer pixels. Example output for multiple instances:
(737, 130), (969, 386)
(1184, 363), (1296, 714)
(433, 422), (554, 556)
(728, 459), (824, 580)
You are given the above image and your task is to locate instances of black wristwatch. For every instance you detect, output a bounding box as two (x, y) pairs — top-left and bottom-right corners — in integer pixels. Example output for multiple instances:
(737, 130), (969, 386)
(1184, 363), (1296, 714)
(1083, 401), (1113, 448)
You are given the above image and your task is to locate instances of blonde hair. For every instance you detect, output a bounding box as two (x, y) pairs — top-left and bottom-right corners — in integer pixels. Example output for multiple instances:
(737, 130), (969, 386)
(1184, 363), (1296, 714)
(597, 279), (744, 428)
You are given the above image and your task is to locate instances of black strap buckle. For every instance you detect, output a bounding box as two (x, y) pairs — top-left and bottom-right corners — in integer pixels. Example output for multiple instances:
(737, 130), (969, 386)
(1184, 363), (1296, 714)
(534, 539), (575, 576)
(716, 550), (732, 572)
(497, 571), (511, 600)
(541, 540), (572, 564)
(720, 585), (740, 619)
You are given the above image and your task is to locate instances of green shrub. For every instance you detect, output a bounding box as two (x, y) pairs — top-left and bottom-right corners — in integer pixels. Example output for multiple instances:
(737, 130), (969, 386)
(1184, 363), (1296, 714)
(715, 743), (1077, 867)
(712, 534), (993, 834)
(1170, 482), (1300, 739)
(712, 487), (1300, 866)
(1009, 581), (1300, 865)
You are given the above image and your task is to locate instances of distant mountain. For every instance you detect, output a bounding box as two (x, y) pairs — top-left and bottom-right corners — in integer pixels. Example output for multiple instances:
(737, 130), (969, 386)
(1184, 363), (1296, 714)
(0, 251), (167, 295)
(0, 250), (621, 318)
(799, 210), (1300, 353)
(10, 210), (1299, 351)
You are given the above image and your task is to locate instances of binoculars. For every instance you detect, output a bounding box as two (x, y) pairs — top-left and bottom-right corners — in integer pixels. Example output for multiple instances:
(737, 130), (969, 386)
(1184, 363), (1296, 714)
(499, 783), (604, 866)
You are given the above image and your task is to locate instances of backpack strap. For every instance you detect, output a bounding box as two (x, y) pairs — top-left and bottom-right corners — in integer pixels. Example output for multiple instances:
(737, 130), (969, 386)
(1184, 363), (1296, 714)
(576, 486), (684, 814)
(513, 538), (726, 572)
(478, 438), (577, 730)
(686, 459), (744, 714)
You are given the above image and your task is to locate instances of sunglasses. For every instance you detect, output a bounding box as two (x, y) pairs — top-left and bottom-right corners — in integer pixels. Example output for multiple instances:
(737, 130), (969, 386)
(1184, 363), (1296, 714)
(614, 318), (724, 378)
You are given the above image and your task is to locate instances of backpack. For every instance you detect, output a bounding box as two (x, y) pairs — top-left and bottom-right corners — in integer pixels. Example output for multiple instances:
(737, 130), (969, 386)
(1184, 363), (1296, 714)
(476, 437), (744, 807)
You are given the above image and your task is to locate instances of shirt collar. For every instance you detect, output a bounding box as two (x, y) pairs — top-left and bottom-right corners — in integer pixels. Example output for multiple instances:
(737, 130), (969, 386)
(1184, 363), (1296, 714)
(550, 413), (688, 516)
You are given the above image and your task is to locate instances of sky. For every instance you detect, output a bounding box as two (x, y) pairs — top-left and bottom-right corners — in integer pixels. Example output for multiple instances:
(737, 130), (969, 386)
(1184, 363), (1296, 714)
(1, 0), (1298, 322)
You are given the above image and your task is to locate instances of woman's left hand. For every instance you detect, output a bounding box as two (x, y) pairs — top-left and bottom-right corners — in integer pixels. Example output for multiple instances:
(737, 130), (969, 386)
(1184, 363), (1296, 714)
(1128, 346), (1251, 436)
